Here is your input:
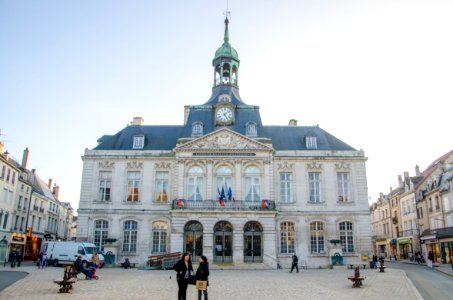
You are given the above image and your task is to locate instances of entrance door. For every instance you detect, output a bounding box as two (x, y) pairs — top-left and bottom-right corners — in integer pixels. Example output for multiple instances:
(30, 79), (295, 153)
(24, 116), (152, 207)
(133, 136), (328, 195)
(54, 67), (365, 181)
(184, 221), (203, 261)
(244, 221), (263, 263)
(214, 221), (233, 263)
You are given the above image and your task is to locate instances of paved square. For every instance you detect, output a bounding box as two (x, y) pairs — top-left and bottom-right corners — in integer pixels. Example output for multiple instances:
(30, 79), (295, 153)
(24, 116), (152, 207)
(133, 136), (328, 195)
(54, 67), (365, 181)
(0, 266), (422, 300)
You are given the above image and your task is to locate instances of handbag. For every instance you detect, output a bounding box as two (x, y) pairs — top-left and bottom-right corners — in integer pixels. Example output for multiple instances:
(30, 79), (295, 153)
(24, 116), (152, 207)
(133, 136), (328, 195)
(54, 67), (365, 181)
(187, 275), (197, 285)
(196, 280), (207, 291)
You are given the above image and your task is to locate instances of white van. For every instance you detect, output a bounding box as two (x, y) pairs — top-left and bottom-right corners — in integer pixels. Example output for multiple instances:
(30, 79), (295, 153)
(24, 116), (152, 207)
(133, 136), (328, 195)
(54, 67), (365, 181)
(42, 241), (104, 267)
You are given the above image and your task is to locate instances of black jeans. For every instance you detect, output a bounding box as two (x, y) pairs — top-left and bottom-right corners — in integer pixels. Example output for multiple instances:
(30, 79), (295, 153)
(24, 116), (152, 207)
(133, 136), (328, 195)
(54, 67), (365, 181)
(290, 263), (299, 273)
(177, 280), (188, 300)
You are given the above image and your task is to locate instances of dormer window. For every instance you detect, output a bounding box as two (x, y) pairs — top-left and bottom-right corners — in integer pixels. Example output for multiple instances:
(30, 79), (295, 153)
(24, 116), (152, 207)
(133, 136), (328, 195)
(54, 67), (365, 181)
(191, 122), (203, 137)
(218, 94), (231, 103)
(246, 122), (257, 137)
(133, 135), (145, 149)
(305, 136), (317, 149)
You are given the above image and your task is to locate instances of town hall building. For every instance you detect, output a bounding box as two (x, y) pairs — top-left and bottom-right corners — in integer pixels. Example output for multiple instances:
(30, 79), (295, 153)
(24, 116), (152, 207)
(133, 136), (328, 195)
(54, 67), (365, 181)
(76, 16), (371, 268)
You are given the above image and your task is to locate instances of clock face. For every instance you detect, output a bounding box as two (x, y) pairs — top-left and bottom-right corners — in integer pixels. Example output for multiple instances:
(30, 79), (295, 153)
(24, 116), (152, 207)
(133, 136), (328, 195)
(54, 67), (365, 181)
(216, 107), (234, 123)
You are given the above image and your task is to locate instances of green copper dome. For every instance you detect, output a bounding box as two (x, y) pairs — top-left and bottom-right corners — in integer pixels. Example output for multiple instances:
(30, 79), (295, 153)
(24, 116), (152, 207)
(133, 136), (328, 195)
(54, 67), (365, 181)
(214, 17), (239, 61)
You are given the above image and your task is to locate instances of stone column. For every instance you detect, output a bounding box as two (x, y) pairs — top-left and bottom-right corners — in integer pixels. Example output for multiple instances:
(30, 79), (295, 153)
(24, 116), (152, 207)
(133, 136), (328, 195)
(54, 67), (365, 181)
(234, 160), (242, 200)
(177, 160), (185, 199)
(206, 160), (213, 200)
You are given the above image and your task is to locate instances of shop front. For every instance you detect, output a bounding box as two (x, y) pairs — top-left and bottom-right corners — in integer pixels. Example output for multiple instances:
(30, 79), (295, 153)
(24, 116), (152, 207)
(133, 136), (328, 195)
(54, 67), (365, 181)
(437, 227), (453, 264)
(397, 238), (412, 259)
(375, 239), (388, 258)
(10, 233), (26, 260)
(420, 229), (439, 262)
(24, 236), (42, 261)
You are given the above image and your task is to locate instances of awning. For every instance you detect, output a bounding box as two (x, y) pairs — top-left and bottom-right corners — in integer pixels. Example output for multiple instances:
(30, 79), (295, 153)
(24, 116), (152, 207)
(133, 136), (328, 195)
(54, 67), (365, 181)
(436, 227), (453, 239)
(420, 235), (436, 241)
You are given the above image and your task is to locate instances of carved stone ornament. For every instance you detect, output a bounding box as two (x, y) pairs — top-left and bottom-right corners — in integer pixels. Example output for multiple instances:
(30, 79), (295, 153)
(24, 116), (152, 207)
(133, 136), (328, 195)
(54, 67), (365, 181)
(335, 162), (351, 170)
(278, 162), (294, 170)
(154, 162), (172, 169)
(98, 161), (115, 169)
(177, 128), (272, 151)
(306, 162), (322, 170)
(127, 161), (143, 169)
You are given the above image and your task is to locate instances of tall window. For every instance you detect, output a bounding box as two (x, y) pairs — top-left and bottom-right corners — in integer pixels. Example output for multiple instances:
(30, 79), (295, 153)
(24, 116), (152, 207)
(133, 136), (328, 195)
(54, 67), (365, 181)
(132, 135), (145, 149)
(191, 122), (203, 137)
(99, 171), (112, 201)
(310, 222), (325, 253)
(337, 172), (350, 202)
(339, 222), (354, 253)
(11, 172), (16, 184)
(187, 166), (204, 201)
(245, 166), (260, 201)
(280, 222), (295, 254)
(0, 166), (5, 179)
(127, 172), (140, 202)
(155, 172), (169, 202)
(94, 220), (109, 252)
(2, 213), (8, 229)
(309, 172), (321, 203)
(152, 221), (167, 253)
(123, 220), (138, 252)
(280, 173), (293, 203)
(246, 122), (257, 137)
(215, 166), (232, 198)
(6, 169), (11, 182)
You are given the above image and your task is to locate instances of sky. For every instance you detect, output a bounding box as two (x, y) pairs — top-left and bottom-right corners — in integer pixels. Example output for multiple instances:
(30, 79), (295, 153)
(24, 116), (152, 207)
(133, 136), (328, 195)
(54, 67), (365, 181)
(1, 0), (453, 211)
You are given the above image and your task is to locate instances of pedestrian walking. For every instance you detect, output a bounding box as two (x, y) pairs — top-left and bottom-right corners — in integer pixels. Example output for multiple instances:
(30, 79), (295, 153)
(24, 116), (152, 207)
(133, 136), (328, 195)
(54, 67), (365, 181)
(173, 252), (194, 300)
(195, 255), (209, 300)
(372, 254), (378, 269)
(10, 250), (17, 268)
(290, 253), (299, 273)
(41, 251), (47, 268)
(428, 251), (434, 268)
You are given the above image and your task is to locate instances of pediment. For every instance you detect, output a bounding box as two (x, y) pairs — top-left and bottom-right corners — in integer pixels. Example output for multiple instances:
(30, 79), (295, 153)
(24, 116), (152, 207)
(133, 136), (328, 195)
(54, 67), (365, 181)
(176, 128), (273, 152)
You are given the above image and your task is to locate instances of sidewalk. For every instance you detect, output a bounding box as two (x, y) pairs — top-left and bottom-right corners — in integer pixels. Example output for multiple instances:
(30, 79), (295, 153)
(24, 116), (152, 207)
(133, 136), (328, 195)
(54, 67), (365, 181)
(396, 259), (453, 277)
(0, 265), (422, 300)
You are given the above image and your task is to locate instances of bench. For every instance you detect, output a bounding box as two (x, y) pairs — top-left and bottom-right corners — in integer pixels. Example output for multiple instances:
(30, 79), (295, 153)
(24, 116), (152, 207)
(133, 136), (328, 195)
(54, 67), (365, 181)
(54, 265), (77, 293)
(148, 252), (182, 270)
(349, 264), (367, 270)
(347, 266), (365, 288)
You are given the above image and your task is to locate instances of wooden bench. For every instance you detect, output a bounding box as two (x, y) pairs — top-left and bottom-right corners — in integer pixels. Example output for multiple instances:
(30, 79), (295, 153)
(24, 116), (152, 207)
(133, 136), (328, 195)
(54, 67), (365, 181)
(347, 267), (365, 288)
(54, 265), (77, 293)
(349, 264), (367, 269)
(147, 252), (182, 270)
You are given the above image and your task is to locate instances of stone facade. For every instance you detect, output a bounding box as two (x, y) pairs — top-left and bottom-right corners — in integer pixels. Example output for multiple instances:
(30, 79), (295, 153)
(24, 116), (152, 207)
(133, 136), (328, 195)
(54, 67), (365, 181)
(76, 17), (371, 268)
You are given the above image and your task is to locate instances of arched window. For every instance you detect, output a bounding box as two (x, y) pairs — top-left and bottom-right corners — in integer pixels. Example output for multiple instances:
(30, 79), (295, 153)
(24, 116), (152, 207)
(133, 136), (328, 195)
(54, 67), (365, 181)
(152, 221), (167, 253)
(246, 122), (257, 137)
(94, 220), (109, 252)
(191, 122), (203, 138)
(188, 166), (204, 201)
(339, 221), (354, 253)
(215, 166), (232, 199)
(280, 222), (295, 254)
(184, 221), (203, 259)
(245, 166), (260, 202)
(310, 222), (325, 253)
(123, 220), (138, 252)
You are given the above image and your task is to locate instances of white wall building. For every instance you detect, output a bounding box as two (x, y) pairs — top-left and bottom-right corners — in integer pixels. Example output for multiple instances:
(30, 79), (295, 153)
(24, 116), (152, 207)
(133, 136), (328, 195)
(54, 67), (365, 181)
(77, 17), (371, 268)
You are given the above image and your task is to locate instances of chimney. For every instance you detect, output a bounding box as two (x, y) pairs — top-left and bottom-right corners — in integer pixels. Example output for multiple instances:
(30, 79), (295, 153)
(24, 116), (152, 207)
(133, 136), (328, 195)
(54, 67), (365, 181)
(398, 175), (403, 188)
(403, 171), (409, 179)
(390, 186), (393, 193)
(289, 119), (298, 126)
(53, 185), (60, 200)
(415, 165), (420, 176)
(22, 148), (30, 169)
(379, 192), (383, 199)
(48, 179), (53, 189)
(0, 141), (3, 154)
(4, 150), (9, 161)
(131, 117), (144, 126)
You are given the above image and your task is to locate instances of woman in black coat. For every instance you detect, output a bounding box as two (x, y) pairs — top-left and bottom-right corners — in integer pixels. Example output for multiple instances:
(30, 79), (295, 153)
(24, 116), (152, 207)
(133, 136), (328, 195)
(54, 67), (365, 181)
(173, 252), (194, 300)
(195, 256), (209, 300)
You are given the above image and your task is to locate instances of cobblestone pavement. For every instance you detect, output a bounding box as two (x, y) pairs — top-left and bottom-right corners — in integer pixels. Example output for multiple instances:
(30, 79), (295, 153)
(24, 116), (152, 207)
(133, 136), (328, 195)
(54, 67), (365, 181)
(0, 266), (422, 300)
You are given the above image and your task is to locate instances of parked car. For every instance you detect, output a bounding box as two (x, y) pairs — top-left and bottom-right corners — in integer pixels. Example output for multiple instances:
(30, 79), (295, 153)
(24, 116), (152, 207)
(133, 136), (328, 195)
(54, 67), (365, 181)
(42, 241), (104, 267)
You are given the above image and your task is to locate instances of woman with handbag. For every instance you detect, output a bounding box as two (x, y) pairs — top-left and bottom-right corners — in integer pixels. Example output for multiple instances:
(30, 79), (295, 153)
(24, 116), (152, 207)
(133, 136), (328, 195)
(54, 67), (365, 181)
(195, 255), (209, 300)
(173, 252), (194, 300)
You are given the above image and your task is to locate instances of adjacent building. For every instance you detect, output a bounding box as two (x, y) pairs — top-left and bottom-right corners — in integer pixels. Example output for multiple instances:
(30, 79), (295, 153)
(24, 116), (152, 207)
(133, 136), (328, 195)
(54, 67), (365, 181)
(77, 16), (372, 268)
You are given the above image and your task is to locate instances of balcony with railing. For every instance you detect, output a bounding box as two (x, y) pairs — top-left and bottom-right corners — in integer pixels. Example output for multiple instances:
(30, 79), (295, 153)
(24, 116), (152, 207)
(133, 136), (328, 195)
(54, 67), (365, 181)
(33, 205), (39, 211)
(398, 229), (419, 237)
(171, 199), (276, 211)
(39, 207), (44, 213)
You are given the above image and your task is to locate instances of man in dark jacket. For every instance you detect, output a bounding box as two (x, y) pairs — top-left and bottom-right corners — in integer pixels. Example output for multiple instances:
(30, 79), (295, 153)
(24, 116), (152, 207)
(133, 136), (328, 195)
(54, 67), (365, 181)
(74, 256), (92, 279)
(290, 253), (299, 273)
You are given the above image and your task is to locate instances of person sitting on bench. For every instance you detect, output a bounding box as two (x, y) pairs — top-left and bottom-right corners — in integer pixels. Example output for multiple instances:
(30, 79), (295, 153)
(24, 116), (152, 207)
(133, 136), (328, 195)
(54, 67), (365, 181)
(74, 256), (93, 280)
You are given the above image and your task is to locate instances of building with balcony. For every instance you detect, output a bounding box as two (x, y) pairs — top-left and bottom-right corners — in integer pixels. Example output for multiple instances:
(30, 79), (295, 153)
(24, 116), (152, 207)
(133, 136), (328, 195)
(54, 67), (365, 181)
(76, 16), (371, 268)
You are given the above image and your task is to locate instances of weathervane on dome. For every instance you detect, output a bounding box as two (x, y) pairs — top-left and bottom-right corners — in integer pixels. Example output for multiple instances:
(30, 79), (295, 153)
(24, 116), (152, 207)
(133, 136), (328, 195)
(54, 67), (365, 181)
(223, 0), (231, 20)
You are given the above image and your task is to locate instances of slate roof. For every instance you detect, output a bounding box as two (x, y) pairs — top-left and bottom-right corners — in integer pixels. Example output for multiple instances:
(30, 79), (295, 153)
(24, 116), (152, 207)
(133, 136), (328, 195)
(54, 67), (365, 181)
(94, 84), (356, 152)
